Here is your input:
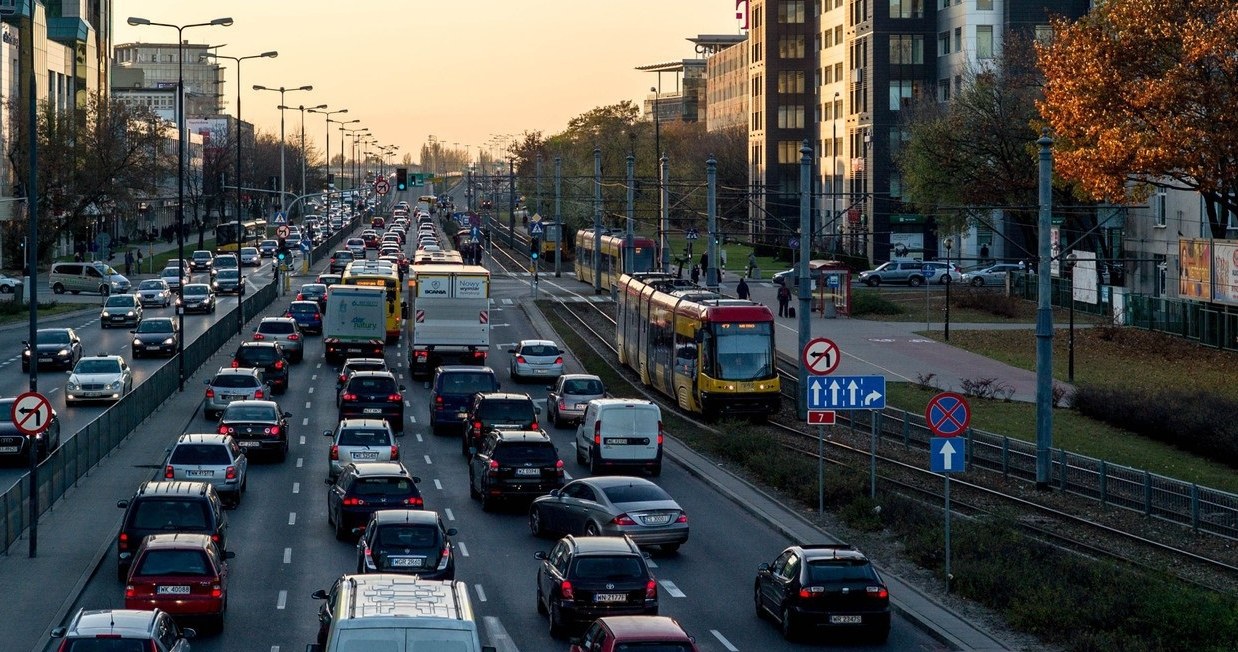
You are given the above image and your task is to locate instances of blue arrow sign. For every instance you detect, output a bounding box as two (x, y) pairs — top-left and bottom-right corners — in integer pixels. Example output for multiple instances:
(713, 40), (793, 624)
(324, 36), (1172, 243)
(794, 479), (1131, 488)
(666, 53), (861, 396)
(805, 375), (886, 410)
(931, 437), (964, 473)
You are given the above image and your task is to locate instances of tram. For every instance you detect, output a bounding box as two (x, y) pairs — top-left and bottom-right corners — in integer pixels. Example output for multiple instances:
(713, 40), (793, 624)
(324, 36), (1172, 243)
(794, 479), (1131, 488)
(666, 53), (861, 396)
(574, 231), (659, 291)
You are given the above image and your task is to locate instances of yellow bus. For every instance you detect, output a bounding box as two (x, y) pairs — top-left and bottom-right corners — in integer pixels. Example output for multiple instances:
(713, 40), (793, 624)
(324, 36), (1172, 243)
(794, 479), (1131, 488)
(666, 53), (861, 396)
(341, 261), (403, 343)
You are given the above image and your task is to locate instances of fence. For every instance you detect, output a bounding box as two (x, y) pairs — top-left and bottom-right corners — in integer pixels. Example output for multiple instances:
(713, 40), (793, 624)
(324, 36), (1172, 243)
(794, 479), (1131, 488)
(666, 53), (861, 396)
(833, 407), (1238, 540)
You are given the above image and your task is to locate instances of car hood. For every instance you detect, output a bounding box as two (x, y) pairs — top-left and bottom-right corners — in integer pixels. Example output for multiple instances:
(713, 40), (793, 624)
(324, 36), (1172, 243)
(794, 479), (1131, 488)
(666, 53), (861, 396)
(32, 343), (72, 352)
(134, 332), (175, 342)
(183, 293), (211, 302)
(101, 306), (138, 315)
(69, 373), (122, 384)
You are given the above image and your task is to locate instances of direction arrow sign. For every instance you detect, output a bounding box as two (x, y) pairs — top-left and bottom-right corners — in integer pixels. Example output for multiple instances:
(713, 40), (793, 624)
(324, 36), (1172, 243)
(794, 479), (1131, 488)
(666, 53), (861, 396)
(807, 410), (836, 425)
(930, 437), (964, 473)
(925, 392), (971, 437)
(374, 179), (390, 195)
(802, 337), (840, 375)
(11, 391), (53, 436)
(805, 375), (886, 410)
(300, 240), (312, 252)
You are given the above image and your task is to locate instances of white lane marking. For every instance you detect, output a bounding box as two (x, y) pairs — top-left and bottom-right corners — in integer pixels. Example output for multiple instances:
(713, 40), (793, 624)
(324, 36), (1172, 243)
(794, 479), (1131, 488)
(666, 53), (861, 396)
(311, 374), (317, 380)
(645, 558), (657, 568)
(316, 363), (322, 369)
(424, 455), (432, 465)
(408, 415), (416, 423)
(502, 299), (513, 306)
(48, 387), (60, 394)
(308, 387), (315, 394)
(276, 590), (287, 609)
(434, 479), (443, 490)
(305, 401), (311, 409)
(711, 630), (739, 651)
(563, 472), (573, 481)
(283, 548), (292, 564)
(299, 435), (306, 445)
(288, 512), (296, 525)
(271, 647), (280, 652)
(473, 583), (486, 602)
(292, 482), (300, 494)
(444, 508), (455, 521)
(416, 434), (423, 442)
(404, 400), (410, 407)
(296, 457), (303, 468)
(302, 418), (309, 426)
(481, 616), (518, 652)
(458, 541), (470, 557)
(659, 580), (686, 598)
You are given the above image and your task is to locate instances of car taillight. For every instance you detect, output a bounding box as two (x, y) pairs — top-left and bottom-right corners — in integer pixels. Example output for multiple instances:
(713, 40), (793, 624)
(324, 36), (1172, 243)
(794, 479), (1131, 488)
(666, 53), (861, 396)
(296, 293), (304, 300)
(488, 459), (500, 471)
(268, 426), (281, 436)
(118, 533), (129, 550)
(416, 351), (428, 362)
(252, 333), (265, 340)
(867, 586), (889, 599)
(226, 466), (237, 480)
(473, 350), (486, 359)
(555, 356), (564, 364)
(288, 334), (300, 341)
(555, 459), (565, 477)
(676, 513), (688, 523)
(230, 360), (239, 368)
(645, 579), (658, 599)
(339, 373), (347, 383)
(164, 465), (174, 479)
(330, 445), (339, 460)
(254, 390), (264, 399)
(124, 585), (135, 598)
(612, 513), (637, 526)
(434, 396), (443, 406)
(391, 445), (400, 460)
(218, 426), (229, 434)
(205, 388), (215, 398)
(211, 533), (220, 543)
(472, 420), (482, 434)
(274, 360), (285, 370)
(343, 497), (363, 506)
(388, 393), (402, 402)
(594, 421), (602, 446)
(342, 393), (357, 402)
(404, 496), (423, 507)
(530, 421), (538, 430)
(798, 586), (825, 599)
(558, 399), (567, 410)
(210, 584), (222, 598)
(560, 580), (575, 600)
(515, 355), (526, 363)
(657, 420), (664, 446)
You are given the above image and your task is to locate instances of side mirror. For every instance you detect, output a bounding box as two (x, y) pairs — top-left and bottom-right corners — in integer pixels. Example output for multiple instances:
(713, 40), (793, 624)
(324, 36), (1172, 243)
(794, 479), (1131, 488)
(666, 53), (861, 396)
(758, 562), (770, 572)
(283, 412), (293, 418)
(117, 500), (129, 509)
(223, 551), (237, 560)
(412, 476), (422, 483)
(129, 330), (136, 334)
(533, 551), (549, 560)
(351, 527), (363, 535)
(446, 528), (458, 536)
(181, 627), (197, 639)
(50, 627), (66, 638)
(311, 589), (328, 600)
(398, 385), (406, 392)
(323, 430), (332, 437)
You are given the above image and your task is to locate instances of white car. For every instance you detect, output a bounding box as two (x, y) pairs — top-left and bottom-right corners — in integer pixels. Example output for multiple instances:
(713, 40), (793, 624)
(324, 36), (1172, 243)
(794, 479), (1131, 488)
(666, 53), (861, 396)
(135, 279), (173, 307)
(0, 273), (23, 294)
(159, 267), (189, 290)
(508, 339), (565, 380)
(240, 247), (261, 267)
(65, 354), (133, 406)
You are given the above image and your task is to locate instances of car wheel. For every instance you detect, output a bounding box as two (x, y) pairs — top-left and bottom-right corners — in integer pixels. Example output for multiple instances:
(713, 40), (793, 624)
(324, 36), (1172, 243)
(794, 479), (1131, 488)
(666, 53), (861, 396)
(529, 507), (545, 538)
(52, 283), (65, 294)
(100, 321), (107, 329)
(468, 469), (480, 499)
(780, 606), (798, 641)
(865, 277), (880, 287)
(971, 277), (985, 287)
(0, 285), (10, 294)
(908, 275), (923, 288)
(649, 463), (662, 477)
(754, 584), (765, 619)
(584, 522), (600, 537)
(461, 433), (472, 458)
(551, 407), (562, 429)
(480, 489), (494, 513)
(548, 602), (565, 639)
(869, 625), (890, 644)
(276, 442), (288, 462)
(21, 363), (28, 373)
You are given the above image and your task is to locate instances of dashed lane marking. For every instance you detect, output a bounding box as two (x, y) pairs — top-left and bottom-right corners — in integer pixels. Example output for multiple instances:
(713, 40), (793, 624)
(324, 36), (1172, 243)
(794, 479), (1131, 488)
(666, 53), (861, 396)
(482, 616), (519, 652)
(276, 590), (287, 609)
(296, 458), (303, 468)
(299, 436), (306, 445)
(416, 434), (423, 442)
(711, 630), (739, 651)
(434, 479), (443, 490)
(283, 548), (292, 564)
(305, 402), (311, 409)
(308, 387), (314, 394)
(473, 583), (486, 602)
(423, 455), (432, 465)
(302, 418), (309, 426)
(659, 580), (686, 598)
(288, 512), (296, 525)
(444, 508), (455, 521)
(458, 542), (470, 557)
(292, 482), (300, 494)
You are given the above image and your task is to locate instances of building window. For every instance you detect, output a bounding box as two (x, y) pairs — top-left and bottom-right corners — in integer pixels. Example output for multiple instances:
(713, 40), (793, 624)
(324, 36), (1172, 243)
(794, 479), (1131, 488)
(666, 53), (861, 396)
(938, 31), (950, 57)
(888, 127), (910, 158)
(835, 25), (843, 45)
(778, 70), (806, 93)
(835, 62), (844, 84)
(954, 27), (962, 53)
(823, 66), (833, 84)
(890, 0), (924, 19)
(823, 29), (833, 48)
(889, 80), (918, 111)
(1153, 190), (1167, 227)
(889, 172), (902, 199)
(779, 35), (806, 59)
(752, 111), (763, 130)
(890, 35), (924, 64)
(778, 105), (806, 129)
(938, 78), (950, 101)
(778, 141), (803, 164)
(1035, 25), (1054, 44)
(752, 76), (763, 97)
(976, 25), (994, 59)
(977, 0), (993, 9)
(779, 1), (806, 23)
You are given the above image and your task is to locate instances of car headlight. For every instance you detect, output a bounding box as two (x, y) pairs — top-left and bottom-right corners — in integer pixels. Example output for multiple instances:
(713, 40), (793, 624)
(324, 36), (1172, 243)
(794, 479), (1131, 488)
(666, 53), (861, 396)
(109, 381), (122, 390)
(58, 349), (69, 357)
(126, 311), (135, 317)
(21, 350), (29, 358)
(66, 380), (79, 390)
(164, 338), (175, 345)
(212, 282), (220, 288)
(132, 339), (141, 347)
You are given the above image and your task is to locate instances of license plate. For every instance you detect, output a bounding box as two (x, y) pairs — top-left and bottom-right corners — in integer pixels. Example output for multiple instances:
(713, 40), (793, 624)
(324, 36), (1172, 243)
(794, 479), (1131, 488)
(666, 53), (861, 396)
(515, 468), (541, 477)
(157, 585), (191, 595)
(185, 470), (214, 477)
(238, 441), (260, 447)
(594, 593), (626, 603)
(0, 446), (18, 453)
(533, 369), (547, 374)
(456, 412), (468, 419)
(390, 557), (424, 568)
(605, 438), (630, 445)
(830, 615), (863, 624)
(642, 514), (671, 525)
(222, 395), (242, 401)
(146, 345), (161, 350)
(347, 348), (363, 354)
(575, 403), (588, 409)
(352, 452), (380, 460)
(40, 357), (53, 362)
(111, 316), (125, 321)
(362, 408), (383, 414)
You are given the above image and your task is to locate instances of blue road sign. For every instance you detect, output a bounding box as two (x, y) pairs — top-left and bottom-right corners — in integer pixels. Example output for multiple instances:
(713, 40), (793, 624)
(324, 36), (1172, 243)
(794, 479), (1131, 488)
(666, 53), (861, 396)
(789, 237), (800, 248)
(685, 228), (699, 241)
(300, 238), (312, 252)
(530, 222), (544, 236)
(805, 375), (886, 410)
(931, 437), (965, 473)
(921, 264), (933, 275)
(273, 212), (286, 225)
(471, 226), (481, 240)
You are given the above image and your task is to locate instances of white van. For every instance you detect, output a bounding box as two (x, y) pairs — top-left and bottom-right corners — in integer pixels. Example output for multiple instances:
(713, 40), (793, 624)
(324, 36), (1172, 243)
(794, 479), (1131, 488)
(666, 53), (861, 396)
(575, 399), (664, 476)
(309, 574), (495, 652)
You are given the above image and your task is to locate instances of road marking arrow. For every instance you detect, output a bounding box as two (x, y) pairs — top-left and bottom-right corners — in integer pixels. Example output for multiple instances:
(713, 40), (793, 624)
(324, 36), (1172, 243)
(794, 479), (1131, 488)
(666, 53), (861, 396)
(940, 440), (957, 470)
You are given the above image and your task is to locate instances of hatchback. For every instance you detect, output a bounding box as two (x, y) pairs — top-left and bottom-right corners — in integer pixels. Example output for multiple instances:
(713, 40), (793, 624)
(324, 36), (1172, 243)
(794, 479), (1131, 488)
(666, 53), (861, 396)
(203, 367), (271, 420)
(232, 341), (290, 393)
(754, 543), (891, 642)
(570, 616), (700, 652)
(355, 509), (457, 579)
(51, 608), (195, 651)
(259, 239), (279, 257)
(124, 533), (233, 631)
(159, 267), (189, 290)
(180, 283), (217, 314)
(461, 392), (540, 457)
(218, 400), (291, 461)
(253, 317), (304, 362)
(338, 371), (406, 433)
(316, 272), (342, 287)
(509, 339), (565, 381)
(240, 247), (261, 266)
(325, 462), (423, 540)
(131, 317), (179, 358)
(345, 238), (365, 257)
(546, 374), (605, 427)
(297, 283), (329, 308)
(325, 418), (400, 479)
(285, 301), (324, 335)
(328, 250), (355, 274)
(336, 357), (389, 391)
(529, 476), (688, 553)
(101, 294), (143, 328)
(136, 278), (174, 307)
(164, 434), (248, 507)
(190, 250), (214, 272)
(962, 262), (1025, 286)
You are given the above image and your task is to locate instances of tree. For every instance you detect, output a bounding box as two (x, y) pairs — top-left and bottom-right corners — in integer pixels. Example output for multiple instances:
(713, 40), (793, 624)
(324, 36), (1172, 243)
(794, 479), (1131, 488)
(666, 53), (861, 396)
(1037, 0), (1238, 238)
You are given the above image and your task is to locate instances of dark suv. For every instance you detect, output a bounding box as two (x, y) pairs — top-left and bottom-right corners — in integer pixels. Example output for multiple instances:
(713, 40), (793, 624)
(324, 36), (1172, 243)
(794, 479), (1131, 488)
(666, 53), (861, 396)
(430, 366), (500, 435)
(355, 509), (457, 579)
(232, 341), (290, 393)
(534, 535), (658, 638)
(115, 481), (228, 581)
(325, 462), (423, 540)
(338, 371), (406, 433)
(467, 430), (564, 510)
(461, 392), (540, 457)
(754, 543), (891, 643)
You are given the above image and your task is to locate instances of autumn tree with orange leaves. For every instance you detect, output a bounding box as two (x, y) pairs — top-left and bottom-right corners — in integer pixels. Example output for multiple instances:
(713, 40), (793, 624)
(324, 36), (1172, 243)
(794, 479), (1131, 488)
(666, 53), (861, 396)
(1037, 0), (1238, 238)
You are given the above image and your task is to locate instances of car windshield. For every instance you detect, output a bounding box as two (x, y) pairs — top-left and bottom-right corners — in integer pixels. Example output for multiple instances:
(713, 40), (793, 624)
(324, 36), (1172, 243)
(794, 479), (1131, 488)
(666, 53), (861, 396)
(710, 322), (774, 382)
(215, 257), (238, 268)
(223, 405), (277, 421)
(133, 549), (211, 577)
(349, 377), (397, 394)
(353, 477), (414, 496)
(212, 374), (259, 389)
(602, 483), (670, 504)
(377, 524), (439, 549)
(259, 321), (296, 334)
(136, 321), (173, 333)
(495, 443), (557, 464)
(130, 500), (209, 530)
(806, 559), (880, 583)
(184, 285), (209, 296)
(478, 400), (533, 421)
(39, 330), (70, 344)
(562, 378), (604, 395)
(301, 285), (327, 295)
(237, 347), (277, 364)
(170, 444), (231, 465)
(138, 280), (165, 290)
(261, 240), (278, 248)
(241, 248), (258, 256)
(193, 252), (211, 260)
(520, 344), (559, 357)
(338, 429), (390, 446)
(571, 555), (645, 580)
(75, 360), (120, 374)
(160, 269), (180, 278)
(105, 297), (133, 307)
(440, 373), (497, 395)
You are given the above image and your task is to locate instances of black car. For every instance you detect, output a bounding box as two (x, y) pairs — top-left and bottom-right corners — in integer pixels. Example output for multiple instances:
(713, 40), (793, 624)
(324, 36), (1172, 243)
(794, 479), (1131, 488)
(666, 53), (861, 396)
(754, 543), (891, 643)
(461, 392), (540, 457)
(259, 239), (279, 257)
(130, 317), (179, 358)
(468, 430), (564, 511)
(336, 358), (389, 391)
(338, 371), (406, 433)
(232, 341), (290, 394)
(217, 399), (291, 462)
(534, 535), (658, 638)
(21, 327), (83, 372)
(355, 509), (457, 579)
(115, 480), (228, 581)
(296, 283), (329, 310)
(325, 462), (423, 540)
(0, 397), (60, 464)
(180, 283), (217, 314)
(429, 366), (500, 435)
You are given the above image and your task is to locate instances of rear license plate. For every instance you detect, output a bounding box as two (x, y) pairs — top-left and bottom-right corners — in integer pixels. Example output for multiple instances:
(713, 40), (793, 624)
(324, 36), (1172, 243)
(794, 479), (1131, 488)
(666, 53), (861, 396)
(347, 348), (363, 354)
(594, 593), (626, 603)
(0, 446), (19, 453)
(362, 408), (383, 415)
(830, 615), (863, 624)
(238, 441), (260, 447)
(533, 369), (547, 374)
(515, 468), (541, 477)
(391, 557), (424, 568)
(222, 395), (242, 401)
(575, 403), (588, 409)
(642, 514), (671, 525)
(352, 452), (380, 460)
(185, 470), (214, 477)
(157, 585), (191, 595)
(605, 438), (630, 445)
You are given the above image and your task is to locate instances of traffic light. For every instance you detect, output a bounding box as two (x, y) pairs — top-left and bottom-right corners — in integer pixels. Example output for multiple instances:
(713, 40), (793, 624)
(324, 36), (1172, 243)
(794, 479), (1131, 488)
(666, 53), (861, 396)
(396, 168), (408, 191)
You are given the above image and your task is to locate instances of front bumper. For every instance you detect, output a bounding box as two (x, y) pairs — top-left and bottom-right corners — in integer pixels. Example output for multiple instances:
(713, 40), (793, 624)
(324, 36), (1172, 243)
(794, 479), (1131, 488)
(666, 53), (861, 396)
(559, 599), (657, 625)
(699, 391), (781, 416)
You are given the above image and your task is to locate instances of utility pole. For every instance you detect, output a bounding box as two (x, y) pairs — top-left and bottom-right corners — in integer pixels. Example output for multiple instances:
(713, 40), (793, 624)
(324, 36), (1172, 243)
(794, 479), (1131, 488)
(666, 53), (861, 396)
(797, 140), (813, 420)
(706, 155), (718, 292)
(508, 157), (516, 247)
(1035, 131), (1055, 489)
(554, 156), (562, 277)
(660, 154), (670, 272)
(625, 154), (635, 275)
(593, 147), (602, 294)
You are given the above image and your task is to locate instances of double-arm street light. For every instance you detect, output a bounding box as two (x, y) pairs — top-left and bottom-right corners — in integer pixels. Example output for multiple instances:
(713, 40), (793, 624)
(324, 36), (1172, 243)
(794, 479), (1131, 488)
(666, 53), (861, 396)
(127, 14), (233, 392)
(332, 119), (361, 190)
(252, 84), (313, 214)
(279, 104), (328, 201)
(309, 108), (348, 196)
(200, 49), (277, 337)
(344, 126), (369, 190)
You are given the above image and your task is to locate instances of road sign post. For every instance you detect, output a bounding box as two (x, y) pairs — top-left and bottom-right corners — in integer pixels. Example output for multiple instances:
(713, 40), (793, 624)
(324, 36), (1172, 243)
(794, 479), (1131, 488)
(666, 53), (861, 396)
(925, 391), (970, 593)
(802, 337), (840, 376)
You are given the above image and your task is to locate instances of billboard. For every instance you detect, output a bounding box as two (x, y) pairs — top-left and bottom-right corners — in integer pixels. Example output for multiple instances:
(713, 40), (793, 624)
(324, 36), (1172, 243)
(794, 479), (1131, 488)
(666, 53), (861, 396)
(1071, 250), (1098, 305)
(1178, 239), (1212, 301)
(1212, 241), (1238, 306)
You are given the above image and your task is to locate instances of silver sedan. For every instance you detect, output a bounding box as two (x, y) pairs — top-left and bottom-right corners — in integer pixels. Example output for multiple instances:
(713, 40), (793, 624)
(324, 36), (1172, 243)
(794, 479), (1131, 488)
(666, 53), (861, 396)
(528, 476), (689, 553)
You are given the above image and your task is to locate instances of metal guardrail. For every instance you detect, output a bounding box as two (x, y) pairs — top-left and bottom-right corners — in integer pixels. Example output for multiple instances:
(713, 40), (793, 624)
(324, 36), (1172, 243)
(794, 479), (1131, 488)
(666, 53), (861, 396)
(832, 407), (1238, 539)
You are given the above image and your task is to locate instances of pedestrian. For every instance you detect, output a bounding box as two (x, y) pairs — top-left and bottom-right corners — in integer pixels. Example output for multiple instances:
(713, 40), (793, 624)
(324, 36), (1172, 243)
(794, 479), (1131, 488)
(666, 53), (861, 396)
(777, 283), (792, 317)
(736, 277), (750, 300)
(690, 264), (700, 284)
(124, 250), (133, 276)
(747, 252), (757, 278)
(74, 251), (83, 263)
(700, 252), (709, 271)
(136, 249), (144, 272)
(979, 243), (990, 263)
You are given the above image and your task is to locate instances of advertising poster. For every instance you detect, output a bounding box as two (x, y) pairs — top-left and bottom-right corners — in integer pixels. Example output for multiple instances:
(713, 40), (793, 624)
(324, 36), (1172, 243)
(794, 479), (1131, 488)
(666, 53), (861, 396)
(1212, 241), (1238, 306)
(1178, 239), (1212, 301)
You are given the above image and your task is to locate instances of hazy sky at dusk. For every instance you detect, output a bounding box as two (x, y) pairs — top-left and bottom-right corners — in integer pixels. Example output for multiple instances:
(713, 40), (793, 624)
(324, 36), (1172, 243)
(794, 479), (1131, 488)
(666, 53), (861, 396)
(114, 1), (745, 164)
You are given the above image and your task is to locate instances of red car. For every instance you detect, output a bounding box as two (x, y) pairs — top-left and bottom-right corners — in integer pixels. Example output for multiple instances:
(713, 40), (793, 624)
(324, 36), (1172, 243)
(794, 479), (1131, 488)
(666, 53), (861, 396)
(125, 533), (233, 631)
(363, 233), (380, 249)
(570, 616), (699, 652)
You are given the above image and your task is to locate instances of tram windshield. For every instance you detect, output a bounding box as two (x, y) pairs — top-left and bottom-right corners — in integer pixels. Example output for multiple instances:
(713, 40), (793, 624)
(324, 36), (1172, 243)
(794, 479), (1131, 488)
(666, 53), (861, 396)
(710, 322), (774, 381)
(630, 245), (656, 272)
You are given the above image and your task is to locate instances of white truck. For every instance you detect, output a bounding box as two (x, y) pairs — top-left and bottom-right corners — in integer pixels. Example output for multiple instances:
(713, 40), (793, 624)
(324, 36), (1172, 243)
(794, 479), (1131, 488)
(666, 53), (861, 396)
(323, 285), (387, 364)
(408, 265), (490, 378)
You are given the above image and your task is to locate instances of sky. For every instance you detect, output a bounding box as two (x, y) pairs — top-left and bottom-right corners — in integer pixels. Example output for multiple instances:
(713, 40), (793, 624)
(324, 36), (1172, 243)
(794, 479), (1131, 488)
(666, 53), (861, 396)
(113, 0), (745, 165)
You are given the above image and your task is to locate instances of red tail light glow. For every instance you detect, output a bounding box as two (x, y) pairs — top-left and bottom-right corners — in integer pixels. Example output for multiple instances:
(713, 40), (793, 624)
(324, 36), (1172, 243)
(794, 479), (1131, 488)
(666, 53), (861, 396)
(515, 355), (526, 363)
(205, 388), (215, 398)
(210, 585), (222, 598)
(388, 393), (402, 402)
(287, 334), (300, 341)
(555, 356), (564, 364)
(434, 396), (443, 406)
(558, 399), (567, 410)
(594, 421), (602, 446)
(343, 497), (364, 506)
(530, 421), (538, 430)
(403, 496), (424, 507)
(555, 459), (565, 477)
(472, 420), (482, 435)
(867, 586), (889, 599)
(252, 333), (265, 340)
(342, 393), (357, 402)
(230, 360), (239, 368)
(657, 421), (664, 446)
(560, 580), (575, 600)
(676, 513), (688, 523)
(488, 459), (500, 472)
(330, 445), (339, 460)
(274, 360), (285, 370)
(225, 466), (237, 480)
(612, 513), (637, 526)
(124, 585), (135, 598)
(390, 445), (400, 460)
(645, 579), (658, 599)
(210, 533), (220, 543)
(118, 533), (129, 550)
(218, 426), (229, 435)
(254, 390), (264, 399)
(164, 465), (173, 479)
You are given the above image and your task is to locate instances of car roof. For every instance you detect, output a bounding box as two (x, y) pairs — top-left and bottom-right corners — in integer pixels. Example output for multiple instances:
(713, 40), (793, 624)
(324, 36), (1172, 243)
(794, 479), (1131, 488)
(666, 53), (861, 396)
(476, 392), (532, 402)
(176, 433), (231, 445)
(490, 430), (552, 443)
(371, 509), (439, 526)
(566, 535), (641, 555)
(349, 370), (397, 380)
(558, 373), (601, 383)
(135, 480), (211, 497)
(68, 609), (162, 637)
(597, 615), (693, 640)
(184, 283), (211, 291)
(224, 399), (279, 410)
(141, 532), (214, 549)
(289, 301), (320, 309)
(79, 354), (124, 362)
(343, 357), (387, 367)
(238, 341), (280, 349)
(437, 365), (496, 375)
(259, 317), (298, 324)
(348, 461), (411, 477)
(337, 418), (391, 429)
(578, 475), (657, 490)
(519, 339), (557, 347)
(214, 367), (260, 377)
(587, 398), (655, 408)
(795, 543), (869, 562)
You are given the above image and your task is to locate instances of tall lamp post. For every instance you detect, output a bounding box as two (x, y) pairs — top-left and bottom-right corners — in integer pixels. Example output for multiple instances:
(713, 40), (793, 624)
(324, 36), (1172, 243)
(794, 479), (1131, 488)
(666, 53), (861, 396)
(344, 126), (369, 190)
(650, 86), (669, 271)
(201, 49), (277, 337)
(279, 103), (327, 201)
(127, 14), (233, 392)
(252, 84), (313, 214)
(315, 111), (352, 196)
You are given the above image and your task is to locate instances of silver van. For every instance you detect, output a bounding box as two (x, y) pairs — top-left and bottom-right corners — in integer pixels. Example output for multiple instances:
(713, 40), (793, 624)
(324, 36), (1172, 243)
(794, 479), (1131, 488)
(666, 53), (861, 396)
(48, 262), (130, 295)
(575, 399), (664, 476)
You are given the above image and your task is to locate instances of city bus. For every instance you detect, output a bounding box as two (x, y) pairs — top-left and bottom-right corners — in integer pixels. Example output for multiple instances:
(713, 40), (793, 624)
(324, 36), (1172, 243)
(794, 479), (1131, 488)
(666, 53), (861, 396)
(341, 260), (403, 343)
(214, 219), (268, 248)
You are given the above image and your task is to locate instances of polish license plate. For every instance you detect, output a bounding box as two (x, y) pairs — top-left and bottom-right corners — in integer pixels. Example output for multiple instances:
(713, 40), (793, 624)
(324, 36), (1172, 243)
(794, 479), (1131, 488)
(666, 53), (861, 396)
(515, 468), (541, 477)
(605, 438), (630, 445)
(185, 470), (214, 477)
(642, 514), (671, 525)
(157, 585), (191, 595)
(146, 345), (161, 350)
(222, 395), (242, 401)
(533, 369), (547, 374)
(391, 557), (424, 568)
(111, 316), (125, 321)
(238, 441), (260, 447)
(0, 446), (19, 453)
(594, 593), (626, 603)
(575, 403), (588, 410)
(363, 408), (383, 415)
(830, 615), (863, 624)
(40, 357), (54, 362)
(352, 451), (380, 460)
(346, 348), (364, 354)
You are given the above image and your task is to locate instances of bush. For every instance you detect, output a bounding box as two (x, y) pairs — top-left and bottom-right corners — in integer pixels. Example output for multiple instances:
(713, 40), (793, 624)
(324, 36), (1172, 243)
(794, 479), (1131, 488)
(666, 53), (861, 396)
(851, 290), (904, 316)
(954, 287), (1021, 317)
(1072, 385), (1238, 468)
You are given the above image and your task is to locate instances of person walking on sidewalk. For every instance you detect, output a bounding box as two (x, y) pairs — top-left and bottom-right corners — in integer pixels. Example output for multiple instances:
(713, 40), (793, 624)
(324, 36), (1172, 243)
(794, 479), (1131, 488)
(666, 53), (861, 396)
(690, 264), (701, 284)
(736, 277), (750, 300)
(747, 252), (757, 278)
(777, 283), (792, 317)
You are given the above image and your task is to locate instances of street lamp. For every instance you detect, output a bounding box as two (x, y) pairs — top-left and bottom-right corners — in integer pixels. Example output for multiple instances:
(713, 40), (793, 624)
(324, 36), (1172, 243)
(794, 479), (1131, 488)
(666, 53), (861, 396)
(344, 126), (369, 190)
(944, 237), (953, 341)
(200, 49), (277, 337)
(127, 14), (233, 392)
(310, 108), (348, 198)
(333, 119), (361, 188)
(252, 84), (313, 214)
(279, 103), (327, 200)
